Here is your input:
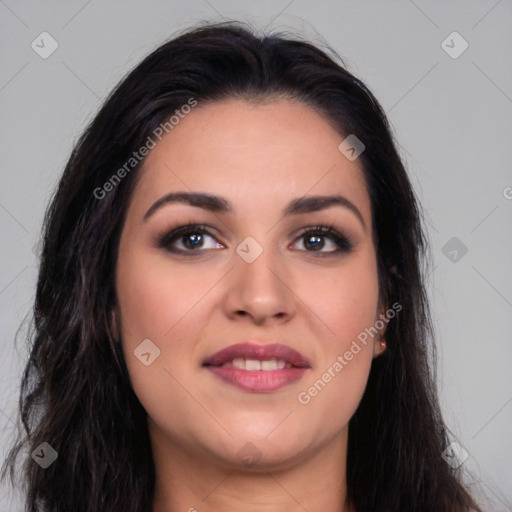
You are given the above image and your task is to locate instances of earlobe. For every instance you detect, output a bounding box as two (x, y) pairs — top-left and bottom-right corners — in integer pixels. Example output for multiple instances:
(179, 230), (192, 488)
(373, 339), (386, 357)
(373, 302), (391, 358)
(372, 336), (387, 358)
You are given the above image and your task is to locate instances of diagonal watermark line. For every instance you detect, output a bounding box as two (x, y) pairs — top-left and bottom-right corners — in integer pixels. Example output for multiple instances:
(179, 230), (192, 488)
(263, 0), (295, 31)
(163, 267), (234, 336)
(266, 472), (310, 511)
(0, 407), (16, 427)
(201, 471), (233, 502)
(471, 0), (503, 30)
(61, 0), (92, 29)
(471, 397), (512, 440)
(424, 215), (439, 234)
(266, 266), (336, 335)
(469, 204), (499, 233)
(0, 202), (29, 233)
(0, 0), (29, 28)
(202, 0), (227, 20)
(265, 163), (337, 235)
(427, 263), (439, 278)
(0, 265), (28, 297)
(61, 61), (100, 99)
(162, 366), (233, 438)
(408, 0), (439, 29)
(0, 62), (29, 93)
(265, 409), (293, 438)
(387, 62), (439, 114)
(472, 60), (512, 105)
(481, 480), (512, 511)
(471, 265), (512, 309)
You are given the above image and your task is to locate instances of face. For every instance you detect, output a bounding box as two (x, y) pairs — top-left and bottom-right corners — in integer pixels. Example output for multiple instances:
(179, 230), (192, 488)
(114, 98), (386, 470)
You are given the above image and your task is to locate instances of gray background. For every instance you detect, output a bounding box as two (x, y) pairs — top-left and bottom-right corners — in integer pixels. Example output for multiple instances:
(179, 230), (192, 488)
(1, 0), (511, 510)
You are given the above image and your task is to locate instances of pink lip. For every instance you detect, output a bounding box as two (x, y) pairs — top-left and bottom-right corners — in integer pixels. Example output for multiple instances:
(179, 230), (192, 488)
(203, 342), (310, 393)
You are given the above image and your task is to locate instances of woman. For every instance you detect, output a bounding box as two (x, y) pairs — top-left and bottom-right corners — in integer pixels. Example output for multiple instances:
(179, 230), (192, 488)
(1, 22), (482, 511)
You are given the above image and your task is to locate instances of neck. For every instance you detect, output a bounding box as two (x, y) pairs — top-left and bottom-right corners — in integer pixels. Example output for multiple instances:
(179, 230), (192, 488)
(151, 424), (353, 512)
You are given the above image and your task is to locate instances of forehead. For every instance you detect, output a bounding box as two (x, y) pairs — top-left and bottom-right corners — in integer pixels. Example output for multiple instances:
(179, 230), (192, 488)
(132, 98), (371, 223)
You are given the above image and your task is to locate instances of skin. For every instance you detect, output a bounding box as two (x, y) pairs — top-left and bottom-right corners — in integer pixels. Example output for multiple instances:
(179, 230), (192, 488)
(113, 98), (387, 512)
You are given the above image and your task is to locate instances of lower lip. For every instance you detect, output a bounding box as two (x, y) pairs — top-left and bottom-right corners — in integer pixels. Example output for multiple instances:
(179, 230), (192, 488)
(205, 366), (308, 392)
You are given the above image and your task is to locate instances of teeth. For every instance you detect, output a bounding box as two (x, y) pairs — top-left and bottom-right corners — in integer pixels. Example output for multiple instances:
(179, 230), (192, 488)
(261, 359), (277, 371)
(245, 359), (261, 370)
(232, 358), (245, 369)
(220, 358), (289, 370)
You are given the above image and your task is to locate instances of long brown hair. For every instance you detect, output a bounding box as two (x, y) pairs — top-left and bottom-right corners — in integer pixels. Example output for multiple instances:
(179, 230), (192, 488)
(2, 21), (482, 511)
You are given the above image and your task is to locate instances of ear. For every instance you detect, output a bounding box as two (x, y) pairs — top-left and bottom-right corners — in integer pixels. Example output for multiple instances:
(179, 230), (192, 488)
(372, 334), (386, 359)
(372, 304), (388, 359)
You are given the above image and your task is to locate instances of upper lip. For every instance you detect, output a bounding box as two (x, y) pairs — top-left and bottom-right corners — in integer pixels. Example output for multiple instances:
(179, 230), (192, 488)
(203, 342), (311, 368)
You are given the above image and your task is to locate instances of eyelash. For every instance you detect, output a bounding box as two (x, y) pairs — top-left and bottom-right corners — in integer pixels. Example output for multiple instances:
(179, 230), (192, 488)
(156, 221), (355, 256)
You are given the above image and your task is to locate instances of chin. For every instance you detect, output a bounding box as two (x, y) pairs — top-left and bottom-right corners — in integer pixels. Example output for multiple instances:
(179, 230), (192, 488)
(198, 421), (314, 470)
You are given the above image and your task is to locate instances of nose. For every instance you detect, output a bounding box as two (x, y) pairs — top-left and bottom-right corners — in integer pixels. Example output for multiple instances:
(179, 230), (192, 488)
(221, 242), (296, 326)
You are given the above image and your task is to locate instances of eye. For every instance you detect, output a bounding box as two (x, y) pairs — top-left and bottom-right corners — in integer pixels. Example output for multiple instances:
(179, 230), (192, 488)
(291, 224), (355, 255)
(157, 222), (355, 256)
(157, 223), (223, 254)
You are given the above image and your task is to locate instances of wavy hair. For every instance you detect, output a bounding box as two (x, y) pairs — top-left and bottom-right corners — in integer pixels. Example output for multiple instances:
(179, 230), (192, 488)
(2, 21), (482, 512)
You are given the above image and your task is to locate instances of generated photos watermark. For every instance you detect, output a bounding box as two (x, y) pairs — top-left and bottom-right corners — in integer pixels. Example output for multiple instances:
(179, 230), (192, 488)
(93, 98), (198, 200)
(297, 301), (402, 405)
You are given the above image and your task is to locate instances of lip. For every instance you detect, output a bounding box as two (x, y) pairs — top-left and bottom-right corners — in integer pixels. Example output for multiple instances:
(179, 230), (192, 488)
(203, 342), (311, 393)
(203, 342), (310, 367)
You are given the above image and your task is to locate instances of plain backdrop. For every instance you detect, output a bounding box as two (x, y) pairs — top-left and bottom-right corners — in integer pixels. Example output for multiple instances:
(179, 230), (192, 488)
(1, 1), (511, 510)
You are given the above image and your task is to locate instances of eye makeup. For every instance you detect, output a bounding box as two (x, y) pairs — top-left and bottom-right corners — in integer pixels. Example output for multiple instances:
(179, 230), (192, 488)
(155, 221), (356, 257)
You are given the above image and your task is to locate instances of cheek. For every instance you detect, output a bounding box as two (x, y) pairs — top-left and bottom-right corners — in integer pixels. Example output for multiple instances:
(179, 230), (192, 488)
(116, 235), (380, 446)
(296, 311), (376, 438)
(298, 252), (380, 345)
(115, 251), (218, 420)
(116, 251), (216, 346)
(293, 255), (379, 420)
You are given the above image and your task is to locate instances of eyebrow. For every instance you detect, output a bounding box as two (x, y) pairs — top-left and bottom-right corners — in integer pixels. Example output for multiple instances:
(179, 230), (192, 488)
(143, 192), (366, 229)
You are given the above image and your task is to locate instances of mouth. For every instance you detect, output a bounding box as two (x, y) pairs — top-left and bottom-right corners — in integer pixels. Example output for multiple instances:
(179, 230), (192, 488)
(202, 342), (311, 393)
